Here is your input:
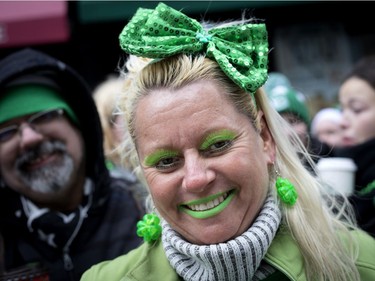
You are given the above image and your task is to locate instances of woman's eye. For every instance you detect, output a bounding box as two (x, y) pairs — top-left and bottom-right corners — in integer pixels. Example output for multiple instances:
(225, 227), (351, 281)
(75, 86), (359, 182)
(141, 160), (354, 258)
(205, 140), (233, 154)
(200, 130), (236, 155)
(155, 156), (181, 170)
(347, 101), (366, 115)
(351, 107), (364, 114)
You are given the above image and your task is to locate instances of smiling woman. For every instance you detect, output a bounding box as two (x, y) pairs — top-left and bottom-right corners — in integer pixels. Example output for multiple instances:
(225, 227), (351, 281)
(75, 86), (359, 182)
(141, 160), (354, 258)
(81, 3), (375, 281)
(134, 80), (272, 245)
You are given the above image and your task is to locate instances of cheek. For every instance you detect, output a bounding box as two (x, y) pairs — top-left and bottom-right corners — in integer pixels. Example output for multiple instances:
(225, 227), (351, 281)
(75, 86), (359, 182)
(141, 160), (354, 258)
(236, 158), (269, 220)
(355, 111), (375, 134)
(66, 130), (85, 165)
(361, 119), (375, 140)
(228, 151), (269, 188)
(0, 143), (16, 174)
(112, 125), (125, 144)
(144, 171), (178, 204)
(151, 186), (172, 206)
(149, 179), (180, 217)
(292, 123), (308, 135)
(0, 146), (26, 190)
(70, 143), (83, 163)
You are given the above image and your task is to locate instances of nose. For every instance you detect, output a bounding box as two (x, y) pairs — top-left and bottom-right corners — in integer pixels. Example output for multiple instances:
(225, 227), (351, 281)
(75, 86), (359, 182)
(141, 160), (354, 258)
(182, 152), (215, 192)
(19, 124), (44, 150)
(339, 112), (350, 130)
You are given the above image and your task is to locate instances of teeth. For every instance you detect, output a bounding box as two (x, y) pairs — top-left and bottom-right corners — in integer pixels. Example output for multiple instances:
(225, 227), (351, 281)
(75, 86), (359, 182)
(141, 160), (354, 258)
(33, 157), (42, 163)
(30, 154), (48, 165)
(188, 192), (228, 211)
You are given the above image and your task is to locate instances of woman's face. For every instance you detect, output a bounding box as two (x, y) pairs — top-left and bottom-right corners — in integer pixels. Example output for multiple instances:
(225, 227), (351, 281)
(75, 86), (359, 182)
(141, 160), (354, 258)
(111, 115), (126, 146)
(134, 80), (275, 245)
(339, 77), (375, 146)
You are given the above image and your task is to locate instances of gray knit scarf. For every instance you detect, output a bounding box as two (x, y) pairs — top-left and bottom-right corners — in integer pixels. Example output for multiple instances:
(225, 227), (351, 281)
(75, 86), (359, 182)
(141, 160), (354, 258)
(162, 194), (281, 281)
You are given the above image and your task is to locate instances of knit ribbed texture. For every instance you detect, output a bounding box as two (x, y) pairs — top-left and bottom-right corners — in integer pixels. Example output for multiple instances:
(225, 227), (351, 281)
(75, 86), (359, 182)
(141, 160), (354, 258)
(162, 194), (281, 281)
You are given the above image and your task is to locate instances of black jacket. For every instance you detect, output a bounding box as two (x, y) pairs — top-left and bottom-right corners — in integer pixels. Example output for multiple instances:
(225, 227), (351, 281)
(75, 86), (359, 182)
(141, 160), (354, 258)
(0, 49), (144, 280)
(333, 138), (375, 238)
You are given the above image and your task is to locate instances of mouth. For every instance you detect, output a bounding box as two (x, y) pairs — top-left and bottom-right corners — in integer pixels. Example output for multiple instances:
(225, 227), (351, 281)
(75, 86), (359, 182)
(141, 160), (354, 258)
(342, 136), (355, 147)
(17, 141), (67, 172)
(22, 152), (59, 171)
(179, 189), (236, 219)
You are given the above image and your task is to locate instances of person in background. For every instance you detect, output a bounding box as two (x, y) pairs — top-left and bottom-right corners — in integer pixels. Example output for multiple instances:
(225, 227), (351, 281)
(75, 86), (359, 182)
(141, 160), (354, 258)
(0, 48), (144, 281)
(93, 75), (129, 173)
(92, 56), (150, 175)
(264, 72), (311, 148)
(82, 3), (375, 281)
(333, 55), (375, 237)
(311, 107), (344, 148)
(93, 73), (148, 211)
(264, 72), (332, 163)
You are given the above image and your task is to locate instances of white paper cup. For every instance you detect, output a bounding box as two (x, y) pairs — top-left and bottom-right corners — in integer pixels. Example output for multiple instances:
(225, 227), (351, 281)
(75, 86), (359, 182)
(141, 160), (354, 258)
(316, 157), (357, 196)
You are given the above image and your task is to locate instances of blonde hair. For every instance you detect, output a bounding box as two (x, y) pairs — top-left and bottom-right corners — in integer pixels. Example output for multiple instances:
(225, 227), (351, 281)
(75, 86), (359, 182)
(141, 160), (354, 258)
(93, 76), (127, 168)
(118, 54), (360, 281)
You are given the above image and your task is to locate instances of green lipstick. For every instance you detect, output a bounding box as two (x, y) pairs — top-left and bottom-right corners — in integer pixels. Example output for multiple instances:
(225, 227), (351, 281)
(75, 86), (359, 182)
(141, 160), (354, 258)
(179, 190), (236, 219)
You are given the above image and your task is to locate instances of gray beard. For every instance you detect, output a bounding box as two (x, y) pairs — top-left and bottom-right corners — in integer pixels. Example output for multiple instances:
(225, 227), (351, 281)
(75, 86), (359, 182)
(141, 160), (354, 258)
(15, 141), (75, 193)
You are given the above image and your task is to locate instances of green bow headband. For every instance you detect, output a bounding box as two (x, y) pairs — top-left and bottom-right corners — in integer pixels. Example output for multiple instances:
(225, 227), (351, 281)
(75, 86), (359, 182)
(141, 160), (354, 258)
(119, 2), (269, 94)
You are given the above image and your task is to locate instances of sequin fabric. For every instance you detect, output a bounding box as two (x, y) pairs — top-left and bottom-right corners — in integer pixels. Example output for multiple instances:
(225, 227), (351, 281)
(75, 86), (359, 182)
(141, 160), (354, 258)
(119, 2), (269, 94)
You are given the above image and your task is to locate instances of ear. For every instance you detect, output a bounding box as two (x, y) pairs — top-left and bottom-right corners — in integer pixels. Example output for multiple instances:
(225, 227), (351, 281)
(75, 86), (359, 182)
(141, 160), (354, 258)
(257, 110), (276, 164)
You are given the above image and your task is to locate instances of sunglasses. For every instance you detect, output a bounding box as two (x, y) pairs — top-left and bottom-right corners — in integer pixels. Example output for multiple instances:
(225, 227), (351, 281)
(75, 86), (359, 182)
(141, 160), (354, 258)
(0, 109), (64, 143)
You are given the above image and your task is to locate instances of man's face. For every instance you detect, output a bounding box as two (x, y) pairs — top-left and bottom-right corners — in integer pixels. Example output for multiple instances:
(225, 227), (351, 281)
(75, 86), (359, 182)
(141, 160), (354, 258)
(0, 109), (85, 206)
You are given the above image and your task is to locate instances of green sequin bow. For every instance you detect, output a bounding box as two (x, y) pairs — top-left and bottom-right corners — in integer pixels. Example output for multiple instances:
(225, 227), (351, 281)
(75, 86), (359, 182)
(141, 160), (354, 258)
(119, 2), (269, 94)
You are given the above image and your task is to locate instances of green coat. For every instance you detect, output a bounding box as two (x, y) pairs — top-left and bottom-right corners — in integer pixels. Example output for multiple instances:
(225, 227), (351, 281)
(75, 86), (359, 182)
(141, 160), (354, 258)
(81, 230), (375, 281)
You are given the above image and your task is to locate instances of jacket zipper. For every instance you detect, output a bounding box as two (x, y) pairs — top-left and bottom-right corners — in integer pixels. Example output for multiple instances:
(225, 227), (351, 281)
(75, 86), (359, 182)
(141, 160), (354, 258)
(63, 251), (74, 271)
(61, 180), (93, 277)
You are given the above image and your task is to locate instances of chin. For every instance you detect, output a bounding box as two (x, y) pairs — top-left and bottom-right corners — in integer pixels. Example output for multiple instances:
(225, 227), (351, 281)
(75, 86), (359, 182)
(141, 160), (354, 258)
(192, 227), (240, 245)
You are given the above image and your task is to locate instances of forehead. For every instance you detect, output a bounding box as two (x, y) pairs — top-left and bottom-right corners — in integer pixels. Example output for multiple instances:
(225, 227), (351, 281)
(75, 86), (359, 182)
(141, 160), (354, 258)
(136, 81), (234, 121)
(340, 77), (375, 102)
(133, 81), (246, 146)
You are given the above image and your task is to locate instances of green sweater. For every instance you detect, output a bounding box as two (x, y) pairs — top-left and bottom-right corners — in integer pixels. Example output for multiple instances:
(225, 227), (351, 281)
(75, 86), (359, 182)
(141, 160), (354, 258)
(81, 229), (375, 281)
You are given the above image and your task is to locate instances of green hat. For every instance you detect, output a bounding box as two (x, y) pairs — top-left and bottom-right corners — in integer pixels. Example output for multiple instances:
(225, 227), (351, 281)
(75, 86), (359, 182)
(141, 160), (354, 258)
(0, 85), (78, 125)
(264, 73), (310, 125)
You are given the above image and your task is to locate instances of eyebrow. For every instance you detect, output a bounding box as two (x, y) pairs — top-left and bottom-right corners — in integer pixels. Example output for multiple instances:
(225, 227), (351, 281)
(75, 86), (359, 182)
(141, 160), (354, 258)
(200, 129), (236, 150)
(143, 149), (180, 166)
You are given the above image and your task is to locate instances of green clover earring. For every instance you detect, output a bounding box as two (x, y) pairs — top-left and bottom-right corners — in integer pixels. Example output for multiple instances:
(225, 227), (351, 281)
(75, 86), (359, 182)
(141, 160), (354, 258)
(275, 169), (298, 206)
(136, 213), (162, 243)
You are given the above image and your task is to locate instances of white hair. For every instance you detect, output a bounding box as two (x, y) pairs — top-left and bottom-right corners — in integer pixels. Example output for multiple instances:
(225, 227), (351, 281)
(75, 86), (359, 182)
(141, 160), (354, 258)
(311, 107), (342, 136)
